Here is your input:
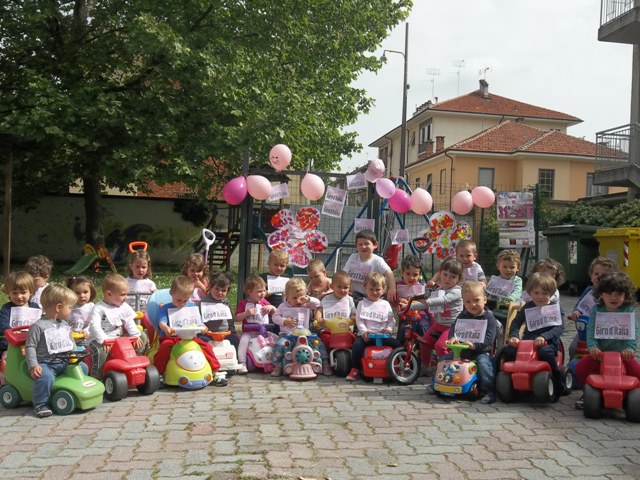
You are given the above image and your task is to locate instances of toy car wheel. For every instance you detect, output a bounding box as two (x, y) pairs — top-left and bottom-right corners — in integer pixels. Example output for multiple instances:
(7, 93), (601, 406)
(246, 355), (256, 373)
(495, 372), (517, 403)
(467, 381), (479, 401)
(560, 366), (574, 395)
(583, 384), (603, 419)
(104, 371), (129, 401)
(386, 348), (420, 385)
(334, 350), (351, 377)
(0, 385), (21, 409)
(50, 390), (76, 415)
(532, 371), (554, 403)
(624, 388), (640, 423)
(136, 365), (160, 396)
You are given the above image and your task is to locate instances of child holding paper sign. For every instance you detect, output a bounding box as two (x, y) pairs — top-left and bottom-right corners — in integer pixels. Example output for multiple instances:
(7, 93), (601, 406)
(236, 275), (276, 365)
(502, 273), (565, 401)
(439, 282), (497, 403)
(486, 249), (523, 308)
(153, 276), (224, 385)
(0, 272), (41, 355)
(574, 272), (640, 409)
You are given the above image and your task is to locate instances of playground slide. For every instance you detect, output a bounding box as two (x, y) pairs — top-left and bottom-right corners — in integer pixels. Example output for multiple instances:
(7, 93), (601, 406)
(63, 253), (98, 275)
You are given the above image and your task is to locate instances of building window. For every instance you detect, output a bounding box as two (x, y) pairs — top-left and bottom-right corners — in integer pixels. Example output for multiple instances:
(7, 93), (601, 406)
(414, 177), (420, 188)
(418, 119), (433, 154)
(538, 169), (555, 198)
(426, 174), (432, 194)
(439, 169), (446, 195)
(410, 131), (416, 147)
(478, 168), (495, 188)
(586, 173), (608, 196)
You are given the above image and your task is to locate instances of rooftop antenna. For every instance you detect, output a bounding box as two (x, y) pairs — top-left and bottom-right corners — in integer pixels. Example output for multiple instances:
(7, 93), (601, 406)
(478, 65), (492, 80)
(425, 67), (440, 101)
(452, 60), (465, 95)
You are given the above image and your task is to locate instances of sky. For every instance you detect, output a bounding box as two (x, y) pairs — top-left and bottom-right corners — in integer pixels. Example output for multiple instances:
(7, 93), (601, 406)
(340, 0), (634, 172)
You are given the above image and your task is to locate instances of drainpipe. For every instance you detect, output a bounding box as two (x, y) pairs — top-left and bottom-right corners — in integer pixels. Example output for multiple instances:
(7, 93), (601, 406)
(445, 150), (455, 207)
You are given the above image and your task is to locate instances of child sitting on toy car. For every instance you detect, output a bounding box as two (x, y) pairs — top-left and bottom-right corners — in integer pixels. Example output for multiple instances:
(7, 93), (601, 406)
(154, 276), (226, 386)
(574, 272), (640, 409)
(501, 273), (565, 402)
(270, 278), (332, 377)
(87, 274), (145, 378)
(26, 284), (87, 418)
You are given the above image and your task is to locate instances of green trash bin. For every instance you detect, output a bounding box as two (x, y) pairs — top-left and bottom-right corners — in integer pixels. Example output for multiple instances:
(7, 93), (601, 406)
(542, 224), (600, 295)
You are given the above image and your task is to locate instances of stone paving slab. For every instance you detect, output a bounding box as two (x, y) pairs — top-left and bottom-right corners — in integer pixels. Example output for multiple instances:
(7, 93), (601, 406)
(0, 295), (638, 479)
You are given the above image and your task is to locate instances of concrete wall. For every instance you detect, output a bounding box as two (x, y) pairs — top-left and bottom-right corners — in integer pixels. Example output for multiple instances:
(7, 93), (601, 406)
(2, 194), (203, 268)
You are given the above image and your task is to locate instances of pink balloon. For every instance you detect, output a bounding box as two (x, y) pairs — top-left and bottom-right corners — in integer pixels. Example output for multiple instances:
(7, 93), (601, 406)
(410, 188), (433, 215)
(365, 159), (386, 183)
(246, 175), (272, 200)
(269, 144), (292, 172)
(452, 190), (474, 215)
(300, 173), (325, 201)
(388, 189), (411, 214)
(472, 186), (495, 208)
(222, 176), (247, 205)
(375, 178), (396, 199)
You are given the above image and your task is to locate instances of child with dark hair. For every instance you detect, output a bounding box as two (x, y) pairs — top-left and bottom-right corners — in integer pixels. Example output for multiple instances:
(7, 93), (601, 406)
(66, 275), (97, 334)
(181, 253), (209, 304)
(24, 255), (53, 308)
(0, 272), (39, 354)
(520, 258), (565, 304)
(574, 272), (640, 409)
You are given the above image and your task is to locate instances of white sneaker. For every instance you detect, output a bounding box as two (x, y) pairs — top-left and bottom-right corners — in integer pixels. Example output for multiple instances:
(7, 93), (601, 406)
(237, 363), (248, 375)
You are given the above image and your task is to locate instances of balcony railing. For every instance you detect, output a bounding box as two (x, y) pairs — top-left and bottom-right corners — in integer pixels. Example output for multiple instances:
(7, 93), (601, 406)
(601, 0), (639, 26)
(595, 123), (640, 171)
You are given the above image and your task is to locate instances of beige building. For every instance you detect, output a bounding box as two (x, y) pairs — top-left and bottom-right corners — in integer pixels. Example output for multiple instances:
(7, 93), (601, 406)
(370, 80), (624, 210)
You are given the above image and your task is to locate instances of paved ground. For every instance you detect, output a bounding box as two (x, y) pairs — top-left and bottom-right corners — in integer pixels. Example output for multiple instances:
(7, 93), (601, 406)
(1, 295), (640, 480)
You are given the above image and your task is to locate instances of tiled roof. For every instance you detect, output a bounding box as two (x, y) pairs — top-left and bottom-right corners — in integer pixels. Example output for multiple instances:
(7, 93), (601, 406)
(451, 120), (596, 156)
(423, 89), (582, 123)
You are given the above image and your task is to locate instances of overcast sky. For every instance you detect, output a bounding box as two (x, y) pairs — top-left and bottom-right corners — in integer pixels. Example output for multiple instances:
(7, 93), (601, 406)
(340, 0), (634, 172)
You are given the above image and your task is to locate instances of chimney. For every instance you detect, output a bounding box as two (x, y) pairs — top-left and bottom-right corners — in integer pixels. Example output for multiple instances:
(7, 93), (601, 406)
(435, 136), (445, 152)
(426, 140), (434, 156)
(479, 79), (490, 98)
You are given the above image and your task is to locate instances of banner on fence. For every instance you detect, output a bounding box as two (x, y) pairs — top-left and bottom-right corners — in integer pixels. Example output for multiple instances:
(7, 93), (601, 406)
(497, 191), (535, 248)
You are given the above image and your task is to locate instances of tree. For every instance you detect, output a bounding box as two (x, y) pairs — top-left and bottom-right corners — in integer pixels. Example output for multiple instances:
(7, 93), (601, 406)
(0, 0), (411, 244)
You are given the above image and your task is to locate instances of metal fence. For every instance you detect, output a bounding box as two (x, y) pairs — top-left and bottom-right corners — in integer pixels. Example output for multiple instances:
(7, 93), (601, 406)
(601, 0), (639, 26)
(595, 123), (640, 171)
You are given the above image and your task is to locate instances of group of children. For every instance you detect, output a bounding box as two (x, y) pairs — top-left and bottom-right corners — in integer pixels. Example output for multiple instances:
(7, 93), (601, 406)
(2, 227), (638, 418)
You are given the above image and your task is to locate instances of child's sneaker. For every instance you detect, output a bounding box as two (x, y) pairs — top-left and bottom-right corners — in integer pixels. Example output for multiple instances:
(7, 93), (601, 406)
(237, 363), (248, 375)
(212, 372), (228, 387)
(479, 393), (497, 404)
(34, 404), (52, 418)
(425, 384), (436, 395)
(270, 365), (283, 377)
(346, 368), (360, 381)
(322, 363), (333, 376)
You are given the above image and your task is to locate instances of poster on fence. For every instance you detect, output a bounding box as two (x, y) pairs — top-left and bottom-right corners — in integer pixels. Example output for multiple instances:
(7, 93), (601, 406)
(497, 191), (535, 248)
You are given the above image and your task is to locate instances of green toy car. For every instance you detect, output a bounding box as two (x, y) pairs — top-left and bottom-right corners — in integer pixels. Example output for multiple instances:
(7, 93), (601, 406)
(0, 326), (105, 415)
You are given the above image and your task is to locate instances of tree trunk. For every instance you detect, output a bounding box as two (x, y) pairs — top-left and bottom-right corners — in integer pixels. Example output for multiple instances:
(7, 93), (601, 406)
(83, 171), (102, 246)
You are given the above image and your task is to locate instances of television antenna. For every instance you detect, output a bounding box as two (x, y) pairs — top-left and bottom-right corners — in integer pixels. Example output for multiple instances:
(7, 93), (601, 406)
(452, 60), (465, 95)
(426, 67), (440, 100)
(478, 65), (492, 80)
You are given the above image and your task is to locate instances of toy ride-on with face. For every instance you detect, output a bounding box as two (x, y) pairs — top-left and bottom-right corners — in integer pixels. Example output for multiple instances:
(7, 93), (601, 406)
(582, 351), (640, 422)
(496, 339), (573, 403)
(164, 326), (214, 389)
(432, 343), (479, 399)
(0, 326), (105, 415)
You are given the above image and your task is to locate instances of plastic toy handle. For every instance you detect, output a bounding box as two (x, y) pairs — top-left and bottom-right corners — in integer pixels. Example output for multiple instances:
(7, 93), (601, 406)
(129, 241), (148, 253)
(202, 229), (216, 248)
(207, 330), (231, 341)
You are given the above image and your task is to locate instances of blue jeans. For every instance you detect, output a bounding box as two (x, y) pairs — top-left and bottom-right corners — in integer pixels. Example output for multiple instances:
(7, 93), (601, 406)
(441, 351), (495, 395)
(32, 361), (88, 407)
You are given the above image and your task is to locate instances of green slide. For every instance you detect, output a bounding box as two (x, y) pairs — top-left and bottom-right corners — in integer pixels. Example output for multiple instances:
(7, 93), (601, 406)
(63, 253), (98, 275)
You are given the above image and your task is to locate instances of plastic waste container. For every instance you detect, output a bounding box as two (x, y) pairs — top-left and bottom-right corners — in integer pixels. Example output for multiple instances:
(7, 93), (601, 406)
(594, 228), (640, 289)
(542, 225), (600, 294)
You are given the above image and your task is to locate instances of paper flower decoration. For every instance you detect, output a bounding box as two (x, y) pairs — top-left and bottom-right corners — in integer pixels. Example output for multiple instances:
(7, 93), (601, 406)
(267, 208), (328, 268)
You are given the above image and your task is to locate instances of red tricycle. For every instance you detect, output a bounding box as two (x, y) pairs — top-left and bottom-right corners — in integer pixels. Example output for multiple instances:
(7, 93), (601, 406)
(91, 337), (160, 401)
(362, 333), (394, 384)
(496, 339), (573, 403)
(317, 316), (356, 377)
(583, 352), (640, 422)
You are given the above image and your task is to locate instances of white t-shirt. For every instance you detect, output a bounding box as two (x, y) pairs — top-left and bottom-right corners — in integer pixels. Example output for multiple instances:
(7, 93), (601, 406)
(343, 253), (391, 296)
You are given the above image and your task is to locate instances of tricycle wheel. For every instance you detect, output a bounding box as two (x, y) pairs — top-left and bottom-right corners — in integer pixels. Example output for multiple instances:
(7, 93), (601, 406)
(532, 372), (554, 403)
(334, 350), (351, 377)
(104, 371), (129, 401)
(496, 372), (517, 403)
(50, 390), (75, 415)
(624, 388), (640, 423)
(583, 384), (603, 419)
(386, 348), (420, 385)
(560, 366), (574, 395)
(0, 385), (21, 409)
(137, 365), (160, 395)
(246, 355), (256, 373)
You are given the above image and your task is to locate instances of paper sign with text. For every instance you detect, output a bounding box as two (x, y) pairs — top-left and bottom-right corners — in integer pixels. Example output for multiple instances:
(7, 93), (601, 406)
(354, 218), (375, 233)
(168, 306), (203, 328)
(200, 302), (233, 322)
(454, 318), (488, 343)
(268, 183), (289, 202)
(321, 199), (345, 218)
(267, 275), (288, 294)
(396, 283), (425, 299)
(524, 303), (562, 332)
(594, 312), (635, 340)
(576, 292), (597, 316)
(9, 306), (42, 328)
(280, 307), (311, 329)
(245, 303), (270, 325)
(485, 276), (515, 299)
(44, 325), (75, 354)
(390, 229), (410, 245)
(346, 173), (366, 190)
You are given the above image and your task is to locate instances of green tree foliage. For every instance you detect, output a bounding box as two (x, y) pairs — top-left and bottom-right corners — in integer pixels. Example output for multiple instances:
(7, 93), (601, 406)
(554, 199), (640, 227)
(0, 0), (411, 243)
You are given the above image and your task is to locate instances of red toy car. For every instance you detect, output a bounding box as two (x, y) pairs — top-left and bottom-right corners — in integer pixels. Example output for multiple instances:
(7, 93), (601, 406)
(361, 333), (394, 383)
(98, 337), (160, 401)
(583, 352), (640, 422)
(496, 339), (573, 403)
(317, 317), (356, 377)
